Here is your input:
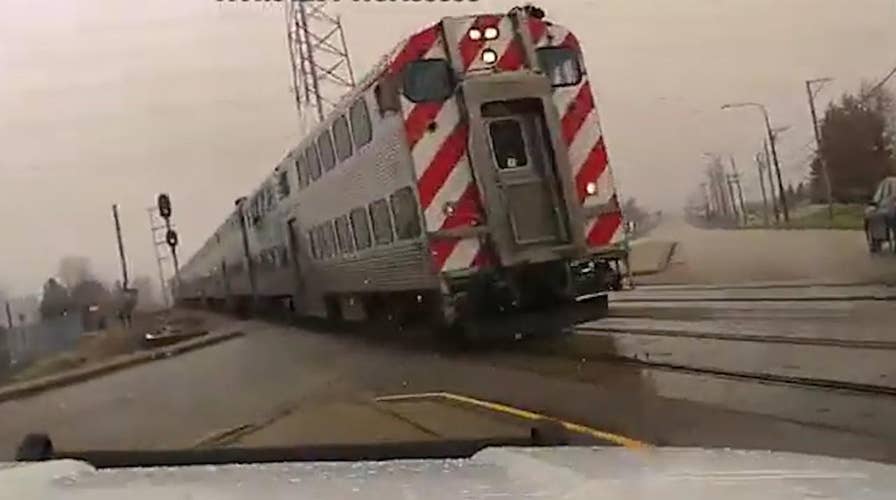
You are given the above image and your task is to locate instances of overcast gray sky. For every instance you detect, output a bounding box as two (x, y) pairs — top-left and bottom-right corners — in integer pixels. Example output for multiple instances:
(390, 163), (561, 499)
(1, 0), (894, 295)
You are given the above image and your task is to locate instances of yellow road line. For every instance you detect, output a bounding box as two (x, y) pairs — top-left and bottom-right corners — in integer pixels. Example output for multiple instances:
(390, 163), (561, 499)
(375, 392), (648, 450)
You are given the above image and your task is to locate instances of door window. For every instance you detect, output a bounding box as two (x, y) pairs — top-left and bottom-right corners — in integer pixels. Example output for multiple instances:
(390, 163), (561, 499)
(488, 119), (529, 169)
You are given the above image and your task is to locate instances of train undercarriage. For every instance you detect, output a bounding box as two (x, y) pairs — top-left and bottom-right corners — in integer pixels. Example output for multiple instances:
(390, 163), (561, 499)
(179, 254), (623, 345)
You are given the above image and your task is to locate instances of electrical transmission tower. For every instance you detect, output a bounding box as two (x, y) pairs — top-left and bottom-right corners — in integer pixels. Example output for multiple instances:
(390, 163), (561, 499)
(285, 1), (356, 133)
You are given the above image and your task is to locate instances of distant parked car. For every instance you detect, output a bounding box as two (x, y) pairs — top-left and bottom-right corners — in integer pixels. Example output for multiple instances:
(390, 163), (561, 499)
(864, 176), (896, 253)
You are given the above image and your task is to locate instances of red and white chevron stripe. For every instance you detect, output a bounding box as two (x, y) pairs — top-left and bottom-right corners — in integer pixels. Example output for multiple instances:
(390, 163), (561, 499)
(529, 19), (623, 249)
(389, 21), (489, 273)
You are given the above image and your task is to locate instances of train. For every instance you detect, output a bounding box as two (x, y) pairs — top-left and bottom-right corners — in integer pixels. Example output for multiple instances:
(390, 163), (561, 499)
(175, 5), (628, 339)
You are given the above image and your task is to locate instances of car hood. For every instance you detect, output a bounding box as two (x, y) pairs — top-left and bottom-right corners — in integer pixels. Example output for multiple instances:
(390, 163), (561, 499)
(3, 446), (894, 499)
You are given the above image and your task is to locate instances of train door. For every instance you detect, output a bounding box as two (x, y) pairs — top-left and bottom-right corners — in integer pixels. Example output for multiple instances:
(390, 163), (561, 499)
(481, 98), (570, 246)
(286, 218), (305, 299)
(221, 260), (230, 298)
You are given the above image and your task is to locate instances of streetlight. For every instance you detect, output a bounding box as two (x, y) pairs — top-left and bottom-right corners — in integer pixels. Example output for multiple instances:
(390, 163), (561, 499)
(721, 102), (789, 223)
(806, 77), (834, 221)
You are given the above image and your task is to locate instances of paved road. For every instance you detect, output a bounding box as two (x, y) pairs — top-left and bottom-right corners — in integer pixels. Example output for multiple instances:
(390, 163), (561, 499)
(2, 310), (895, 463)
(568, 294), (896, 441)
(613, 283), (896, 302)
(632, 218), (896, 285)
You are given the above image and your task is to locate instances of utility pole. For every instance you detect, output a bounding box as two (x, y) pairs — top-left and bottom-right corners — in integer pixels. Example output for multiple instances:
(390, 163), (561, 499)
(763, 139), (779, 223)
(147, 208), (171, 308)
(769, 125), (789, 224)
(730, 156), (747, 226)
(806, 78), (834, 221)
(5, 301), (12, 329)
(111, 204), (130, 289)
(755, 152), (770, 226)
(726, 173), (740, 224)
(721, 102), (789, 223)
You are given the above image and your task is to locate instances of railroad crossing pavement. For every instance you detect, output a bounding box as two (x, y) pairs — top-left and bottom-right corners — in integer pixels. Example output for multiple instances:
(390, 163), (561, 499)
(611, 283), (896, 302)
(554, 290), (896, 441)
(630, 217), (896, 286)
(1, 310), (895, 464)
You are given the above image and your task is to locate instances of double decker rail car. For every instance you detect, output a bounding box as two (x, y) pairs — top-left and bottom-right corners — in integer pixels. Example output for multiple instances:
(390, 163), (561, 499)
(175, 5), (628, 338)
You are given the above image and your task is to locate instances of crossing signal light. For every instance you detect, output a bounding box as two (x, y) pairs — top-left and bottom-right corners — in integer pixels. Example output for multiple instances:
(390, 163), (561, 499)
(166, 229), (178, 248)
(157, 193), (172, 219)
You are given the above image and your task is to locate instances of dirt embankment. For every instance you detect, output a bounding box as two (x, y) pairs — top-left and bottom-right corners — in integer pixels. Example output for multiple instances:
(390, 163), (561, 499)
(4, 310), (217, 384)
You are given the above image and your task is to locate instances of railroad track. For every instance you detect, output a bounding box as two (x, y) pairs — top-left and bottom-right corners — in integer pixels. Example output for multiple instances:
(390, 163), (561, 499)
(569, 326), (896, 397)
(575, 325), (896, 351)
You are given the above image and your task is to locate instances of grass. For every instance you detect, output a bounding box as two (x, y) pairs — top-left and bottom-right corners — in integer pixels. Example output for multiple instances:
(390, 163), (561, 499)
(744, 203), (865, 230)
(788, 204), (866, 230)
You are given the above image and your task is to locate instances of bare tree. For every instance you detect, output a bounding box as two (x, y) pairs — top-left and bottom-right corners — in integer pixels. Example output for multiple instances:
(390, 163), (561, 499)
(57, 256), (93, 289)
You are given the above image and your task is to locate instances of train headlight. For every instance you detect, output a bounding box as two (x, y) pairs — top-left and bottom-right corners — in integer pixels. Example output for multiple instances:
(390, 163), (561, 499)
(468, 28), (483, 40)
(481, 49), (498, 65)
(483, 27), (499, 40)
(585, 181), (598, 196)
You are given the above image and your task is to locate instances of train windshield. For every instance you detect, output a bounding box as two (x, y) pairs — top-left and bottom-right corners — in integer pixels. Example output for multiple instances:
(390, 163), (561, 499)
(536, 47), (582, 87)
(402, 59), (454, 102)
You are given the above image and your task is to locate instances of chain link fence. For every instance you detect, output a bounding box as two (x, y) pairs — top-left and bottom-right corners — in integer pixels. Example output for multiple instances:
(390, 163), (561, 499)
(1, 312), (85, 373)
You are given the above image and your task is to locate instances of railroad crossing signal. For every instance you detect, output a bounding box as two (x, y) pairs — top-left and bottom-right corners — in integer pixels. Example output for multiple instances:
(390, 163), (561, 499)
(157, 193), (172, 219)
(165, 229), (178, 248)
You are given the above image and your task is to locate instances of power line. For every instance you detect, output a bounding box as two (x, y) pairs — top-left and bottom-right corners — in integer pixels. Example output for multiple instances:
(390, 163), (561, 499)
(865, 62), (896, 97)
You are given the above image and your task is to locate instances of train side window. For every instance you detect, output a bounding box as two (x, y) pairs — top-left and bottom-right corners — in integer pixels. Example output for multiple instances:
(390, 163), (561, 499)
(390, 187), (421, 240)
(324, 222), (338, 259)
(305, 144), (321, 181)
(332, 116), (353, 162)
(349, 99), (372, 147)
(375, 75), (401, 115)
(317, 226), (327, 259)
(278, 170), (290, 198)
(402, 59), (454, 103)
(350, 207), (372, 250)
(535, 46), (583, 87)
(335, 215), (355, 254)
(316, 226), (326, 259)
(317, 131), (337, 172)
(295, 156), (309, 188)
(369, 199), (394, 245)
(308, 229), (318, 260)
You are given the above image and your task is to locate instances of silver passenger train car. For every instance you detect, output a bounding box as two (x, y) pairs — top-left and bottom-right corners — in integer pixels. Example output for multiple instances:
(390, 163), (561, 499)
(176, 6), (628, 337)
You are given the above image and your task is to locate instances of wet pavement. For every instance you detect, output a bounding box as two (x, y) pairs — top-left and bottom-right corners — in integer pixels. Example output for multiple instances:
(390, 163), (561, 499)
(1, 307), (895, 464)
(548, 291), (896, 442)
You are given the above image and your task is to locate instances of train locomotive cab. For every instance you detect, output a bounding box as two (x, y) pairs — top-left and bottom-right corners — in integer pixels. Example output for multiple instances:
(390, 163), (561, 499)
(390, 6), (627, 335)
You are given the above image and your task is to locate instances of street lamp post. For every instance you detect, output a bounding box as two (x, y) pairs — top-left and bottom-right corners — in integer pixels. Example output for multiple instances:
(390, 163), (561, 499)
(721, 102), (789, 223)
